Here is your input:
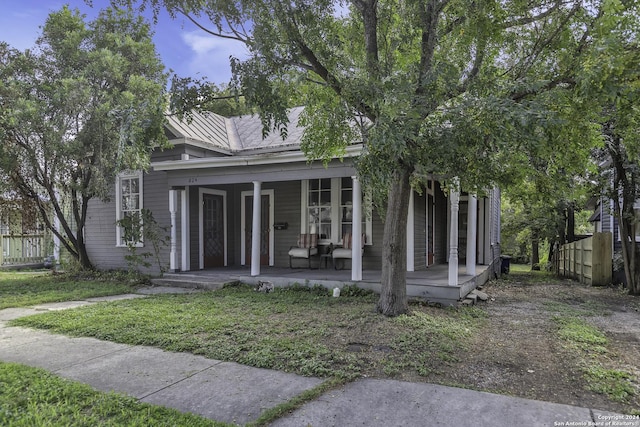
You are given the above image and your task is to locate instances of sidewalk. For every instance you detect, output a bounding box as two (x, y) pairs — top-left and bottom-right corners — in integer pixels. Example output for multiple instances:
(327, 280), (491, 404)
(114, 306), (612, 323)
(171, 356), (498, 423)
(1, 288), (638, 427)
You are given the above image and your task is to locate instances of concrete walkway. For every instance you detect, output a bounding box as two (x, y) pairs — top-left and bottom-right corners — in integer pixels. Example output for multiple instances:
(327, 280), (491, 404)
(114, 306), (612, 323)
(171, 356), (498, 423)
(1, 287), (637, 427)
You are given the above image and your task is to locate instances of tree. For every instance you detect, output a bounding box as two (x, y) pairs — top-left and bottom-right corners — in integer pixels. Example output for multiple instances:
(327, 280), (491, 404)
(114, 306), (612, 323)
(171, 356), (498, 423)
(573, 3), (640, 295)
(0, 7), (168, 269)
(116, 0), (637, 314)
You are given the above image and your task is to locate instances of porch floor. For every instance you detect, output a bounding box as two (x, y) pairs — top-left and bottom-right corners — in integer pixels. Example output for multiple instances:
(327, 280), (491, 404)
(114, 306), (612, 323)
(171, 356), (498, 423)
(159, 263), (494, 306)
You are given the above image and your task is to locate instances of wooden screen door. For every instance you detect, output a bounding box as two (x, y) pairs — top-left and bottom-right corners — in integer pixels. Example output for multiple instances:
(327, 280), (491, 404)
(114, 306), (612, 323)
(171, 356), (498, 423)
(245, 194), (270, 266)
(203, 193), (225, 268)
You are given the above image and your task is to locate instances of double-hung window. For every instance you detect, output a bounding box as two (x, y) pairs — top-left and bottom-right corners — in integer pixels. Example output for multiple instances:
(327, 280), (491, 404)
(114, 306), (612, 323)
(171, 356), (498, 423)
(116, 171), (143, 247)
(301, 178), (372, 245)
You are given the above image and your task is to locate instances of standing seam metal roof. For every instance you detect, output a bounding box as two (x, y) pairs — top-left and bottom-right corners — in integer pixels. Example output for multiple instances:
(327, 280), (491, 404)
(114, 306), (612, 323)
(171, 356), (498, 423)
(165, 107), (306, 154)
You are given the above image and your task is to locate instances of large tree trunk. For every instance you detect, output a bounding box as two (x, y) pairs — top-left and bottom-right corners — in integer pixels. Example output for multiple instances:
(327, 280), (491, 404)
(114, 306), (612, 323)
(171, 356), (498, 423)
(377, 164), (413, 316)
(76, 233), (94, 270)
(566, 204), (575, 243)
(609, 131), (640, 296)
(531, 229), (541, 271)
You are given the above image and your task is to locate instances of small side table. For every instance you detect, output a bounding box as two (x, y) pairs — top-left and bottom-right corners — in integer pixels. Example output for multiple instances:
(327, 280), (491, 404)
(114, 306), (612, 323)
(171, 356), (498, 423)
(319, 243), (334, 269)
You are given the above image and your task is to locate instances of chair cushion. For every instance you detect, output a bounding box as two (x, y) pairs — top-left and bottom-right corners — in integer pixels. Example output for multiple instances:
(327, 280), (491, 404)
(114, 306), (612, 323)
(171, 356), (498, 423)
(332, 248), (353, 259)
(289, 247), (318, 258)
(342, 233), (353, 249)
(297, 233), (318, 249)
(340, 233), (365, 250)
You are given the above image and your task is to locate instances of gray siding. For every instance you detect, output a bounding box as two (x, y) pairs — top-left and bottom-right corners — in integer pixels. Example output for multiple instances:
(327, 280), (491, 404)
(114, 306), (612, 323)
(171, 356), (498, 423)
(414, 191), (427, 270)
(434, 182), (448, 264)
(85, 170), (172, 275)
(271, 181), (303, 267)
(362, 209), (383, 270)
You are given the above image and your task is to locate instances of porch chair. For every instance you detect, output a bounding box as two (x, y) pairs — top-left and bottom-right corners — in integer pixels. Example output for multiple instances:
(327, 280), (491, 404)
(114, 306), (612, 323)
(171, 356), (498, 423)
(288, 233), (319, 268)
(332, 233), (365, 270)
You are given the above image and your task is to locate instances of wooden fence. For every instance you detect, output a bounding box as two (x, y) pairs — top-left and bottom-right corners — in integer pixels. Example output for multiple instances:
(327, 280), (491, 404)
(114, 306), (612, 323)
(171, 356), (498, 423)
(0, 234), (47, 265)
(554, 232), (612, 286)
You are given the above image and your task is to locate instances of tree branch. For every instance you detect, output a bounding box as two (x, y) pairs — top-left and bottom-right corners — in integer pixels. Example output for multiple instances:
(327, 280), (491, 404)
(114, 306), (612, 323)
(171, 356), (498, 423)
(176, 8), (249, 43)
(501, 0), (567, 28)
(352, 0), (379, 77)
(416, 0), (441, 97)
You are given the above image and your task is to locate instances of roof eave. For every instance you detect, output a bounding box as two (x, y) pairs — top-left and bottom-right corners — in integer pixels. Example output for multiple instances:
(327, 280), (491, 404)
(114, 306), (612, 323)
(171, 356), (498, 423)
(152, 144), (363, 171)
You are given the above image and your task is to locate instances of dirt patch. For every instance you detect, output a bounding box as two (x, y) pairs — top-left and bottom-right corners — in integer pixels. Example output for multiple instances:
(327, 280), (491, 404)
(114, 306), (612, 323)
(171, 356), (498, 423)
(423, 272), (640, 414)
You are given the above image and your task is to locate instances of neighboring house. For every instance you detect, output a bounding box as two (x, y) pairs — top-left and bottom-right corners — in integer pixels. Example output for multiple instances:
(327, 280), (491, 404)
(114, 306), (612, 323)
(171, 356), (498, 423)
(0, 197), (52, 267)
(587, 194), (629, 284)
(84, 107), (501, 299)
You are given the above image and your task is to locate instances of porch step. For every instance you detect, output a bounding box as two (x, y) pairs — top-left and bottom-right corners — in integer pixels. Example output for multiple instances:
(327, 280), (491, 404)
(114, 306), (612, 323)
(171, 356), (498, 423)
(150, 274), (233, 291)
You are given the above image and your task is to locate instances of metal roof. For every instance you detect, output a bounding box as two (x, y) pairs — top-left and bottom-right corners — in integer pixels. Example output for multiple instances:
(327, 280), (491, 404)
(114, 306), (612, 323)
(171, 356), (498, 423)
(165, 107), (306, 155)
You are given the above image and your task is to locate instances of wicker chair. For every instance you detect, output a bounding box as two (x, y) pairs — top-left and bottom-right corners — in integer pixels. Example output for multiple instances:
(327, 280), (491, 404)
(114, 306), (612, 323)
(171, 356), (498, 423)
(332, 233), (365, 269)
(288, 233), (319, 268)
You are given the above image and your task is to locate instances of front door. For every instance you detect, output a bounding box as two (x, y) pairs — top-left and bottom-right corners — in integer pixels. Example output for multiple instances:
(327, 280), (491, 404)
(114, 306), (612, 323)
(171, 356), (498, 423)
(203, 193), (225, 268)
(244, 194), (270, 266)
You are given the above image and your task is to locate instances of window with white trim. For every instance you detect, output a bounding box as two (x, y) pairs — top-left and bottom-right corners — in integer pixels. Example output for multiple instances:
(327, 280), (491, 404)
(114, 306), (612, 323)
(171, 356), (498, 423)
(301, 178), (372, 245)
(116, 171), (143, 247)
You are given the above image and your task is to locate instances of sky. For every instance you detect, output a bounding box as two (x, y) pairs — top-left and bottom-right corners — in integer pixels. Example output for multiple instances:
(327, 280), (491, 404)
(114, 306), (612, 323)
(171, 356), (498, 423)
(0, 0), (248, 85)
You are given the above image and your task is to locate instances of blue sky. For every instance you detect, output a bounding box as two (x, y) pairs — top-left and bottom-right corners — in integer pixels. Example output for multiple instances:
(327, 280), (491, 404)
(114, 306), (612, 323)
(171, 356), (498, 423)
(0, 0), (247, 84)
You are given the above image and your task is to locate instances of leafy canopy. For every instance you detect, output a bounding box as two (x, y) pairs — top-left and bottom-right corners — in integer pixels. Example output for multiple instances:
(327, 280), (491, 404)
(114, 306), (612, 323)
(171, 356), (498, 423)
(0, 6), (169, 267)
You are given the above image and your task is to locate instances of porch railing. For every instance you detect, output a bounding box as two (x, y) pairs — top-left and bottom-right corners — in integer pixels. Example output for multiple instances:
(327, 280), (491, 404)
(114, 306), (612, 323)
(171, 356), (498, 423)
(553, 232), (612, 286)
(1, 234), (46, 265)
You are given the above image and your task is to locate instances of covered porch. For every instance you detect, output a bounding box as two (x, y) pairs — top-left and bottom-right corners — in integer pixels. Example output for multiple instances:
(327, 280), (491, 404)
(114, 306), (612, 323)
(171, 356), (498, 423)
(154, 263), (496, 306)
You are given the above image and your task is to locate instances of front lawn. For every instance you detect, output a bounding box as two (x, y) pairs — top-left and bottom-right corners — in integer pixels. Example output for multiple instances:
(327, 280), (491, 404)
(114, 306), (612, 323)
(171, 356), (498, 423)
(10, 283), (485, 381)
(0, 362), (228, 426)
(0, 271), (140, 309)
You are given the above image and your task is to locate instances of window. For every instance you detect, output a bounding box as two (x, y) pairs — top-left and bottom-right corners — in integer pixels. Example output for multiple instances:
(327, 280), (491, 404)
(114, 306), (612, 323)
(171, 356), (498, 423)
(308, 178), (332, 240)
(301, 178), (372, 245)
(116, 171), (143, 247)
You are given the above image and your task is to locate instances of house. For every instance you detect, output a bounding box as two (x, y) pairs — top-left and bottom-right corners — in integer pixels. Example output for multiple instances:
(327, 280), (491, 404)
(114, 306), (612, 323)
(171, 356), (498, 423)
(0, 196), (53, 267)
(586, 195), (624, 284)
(84, 107), (502, 304)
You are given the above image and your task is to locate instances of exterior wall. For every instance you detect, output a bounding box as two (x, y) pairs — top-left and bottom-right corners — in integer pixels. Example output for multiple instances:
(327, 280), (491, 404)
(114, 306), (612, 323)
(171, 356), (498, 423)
(85, 169), (172, 275)
(433, 182), (448, 264)
(414, 191), (427, 270)
(186, 180), (385, 270)
(86, 168), (495, 275)
(271, 181), (303, 267)
(151, 147), (186, 162)
(362, 209), (383, 270)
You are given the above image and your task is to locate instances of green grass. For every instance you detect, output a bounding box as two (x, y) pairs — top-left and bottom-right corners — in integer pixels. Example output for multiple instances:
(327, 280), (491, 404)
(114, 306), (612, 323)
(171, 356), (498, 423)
(0, 362), (229, 426)
(585, 365), (637, 403)
(550, 313), (636, 403)
(0, 271), (140, 309)
(10, 283), (485, 380)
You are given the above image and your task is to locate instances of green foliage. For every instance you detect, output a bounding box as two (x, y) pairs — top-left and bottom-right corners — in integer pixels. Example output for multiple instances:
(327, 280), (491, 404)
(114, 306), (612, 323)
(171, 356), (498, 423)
(0, 6), (169, 269)
(339, 284), (375, 298)
(552, 312), (637, 403)
(113, 0), (639, 313)
(0, 362), (226, 426)
(585, 366), (636, 403)
(0, 271), (139, 310)
(11, 284), (480, 380)
(116, 208), (170, 274)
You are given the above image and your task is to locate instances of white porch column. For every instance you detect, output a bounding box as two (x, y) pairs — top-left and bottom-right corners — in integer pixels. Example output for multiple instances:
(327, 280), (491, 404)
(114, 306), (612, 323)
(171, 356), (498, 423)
(351, 176), (363, 281)
(448, 179), (460, 286)
(406, 190), (415, 272)
(251, 181), (262, 277)
(169, 189), (178, 272)
(181, 188), (190, 272)
(466, 194), (477, 275)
